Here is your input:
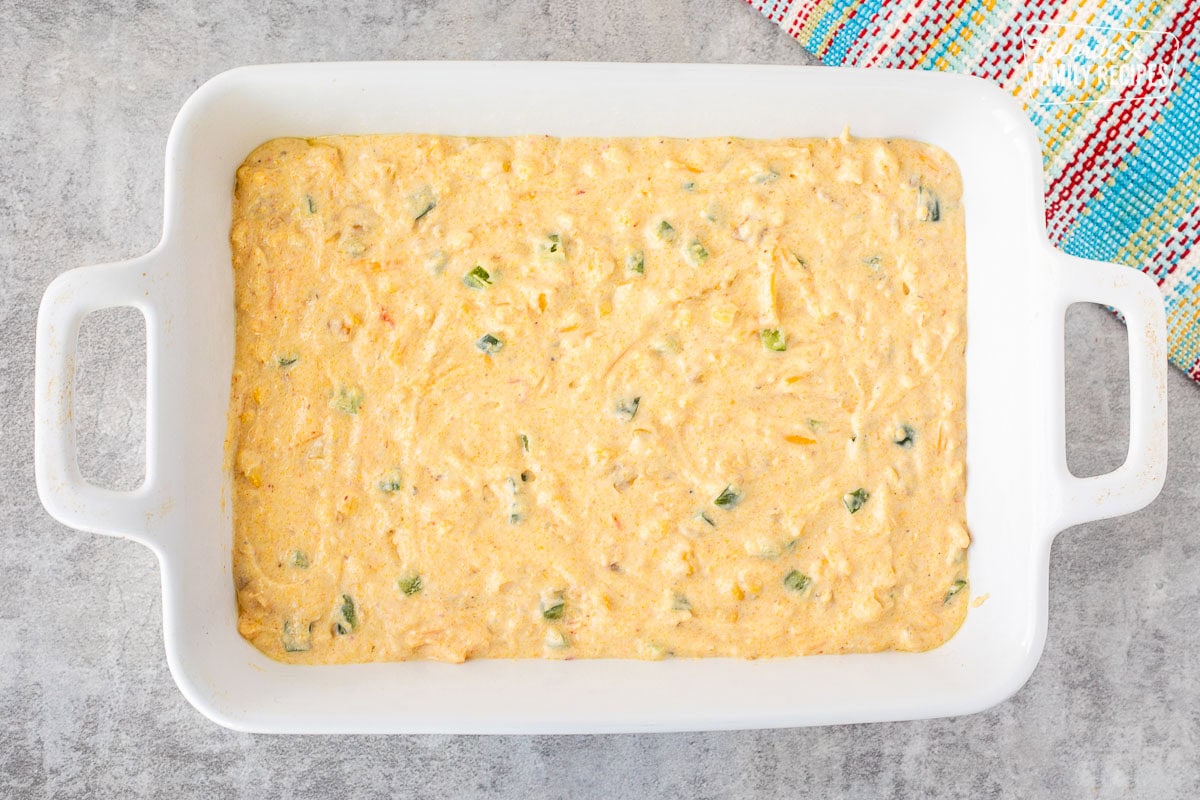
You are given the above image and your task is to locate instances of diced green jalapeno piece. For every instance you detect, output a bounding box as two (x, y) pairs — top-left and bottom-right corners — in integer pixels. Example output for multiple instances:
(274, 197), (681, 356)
(545, 629), (570, 649)
(398, 572), (423, 596)
(894, 424), (916, 448)
(378, 469), (403, 493)
(752, 541), (782, 560)
(303, 195), (317, 214)
(864, 255), (882, 270)
(843, 488), (869, 514)
(616, 396), (641, 421)
(807, 418), (823, 431)
(426, 250), (448, 275)
(282, 619), (313, 652)
(656, 220), (676, 242)
(753, 168), (780, 184)
(944, 579), (968, 605)
(714, 485), (742, 509)
(696, 511), (716, 528)
(463, 265), (492, 289)
(287, 549), (309, 569)
(652, 335), (683, 356)
(540, 233), (566, 262)
(686, 239), (709, 265)
(541, 595), (565, 620)
(276, 353), (299, 368)
(627, 251), (645, 275)
(783, 570), (811, 593)
(334, 594), (357, 635)
(760, 329), (787, 352)
(334, 385), (364, 415)
(519, 434), (530, 452)
(671, 593), (692, 611)
(682, 180), (696, 191)
(917, 185), (941, 222)
(506, 476), (524, 524)
(411, 186), (437, 222)
(476, 333), (503, 355)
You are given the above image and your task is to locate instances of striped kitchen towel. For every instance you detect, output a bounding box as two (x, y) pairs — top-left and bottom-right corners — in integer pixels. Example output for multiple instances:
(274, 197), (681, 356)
(747, 0), (1200, 383)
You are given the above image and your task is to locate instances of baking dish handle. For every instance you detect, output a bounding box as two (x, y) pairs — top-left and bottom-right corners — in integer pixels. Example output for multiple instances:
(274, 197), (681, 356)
(35, 254), (165, 544)
(1047, 248), (1168, 532)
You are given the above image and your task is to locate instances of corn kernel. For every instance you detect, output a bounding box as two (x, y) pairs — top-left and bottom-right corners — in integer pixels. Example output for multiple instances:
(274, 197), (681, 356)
(711, 305), (735, 326)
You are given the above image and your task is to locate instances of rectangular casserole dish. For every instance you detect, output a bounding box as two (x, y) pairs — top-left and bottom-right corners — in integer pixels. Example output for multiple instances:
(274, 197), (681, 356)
(34, 62), (1168, 733)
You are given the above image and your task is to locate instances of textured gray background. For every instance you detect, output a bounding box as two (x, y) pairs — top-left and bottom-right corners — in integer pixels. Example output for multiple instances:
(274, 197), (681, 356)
(3, 1), (1198, 797)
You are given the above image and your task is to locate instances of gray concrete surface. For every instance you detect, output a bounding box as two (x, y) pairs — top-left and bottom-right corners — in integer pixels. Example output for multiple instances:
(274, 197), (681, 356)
(2, 1), (1197, 797)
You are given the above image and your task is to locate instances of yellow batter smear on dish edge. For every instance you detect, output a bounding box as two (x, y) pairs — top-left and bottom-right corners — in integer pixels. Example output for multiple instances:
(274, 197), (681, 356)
(227, 132), (968, 664)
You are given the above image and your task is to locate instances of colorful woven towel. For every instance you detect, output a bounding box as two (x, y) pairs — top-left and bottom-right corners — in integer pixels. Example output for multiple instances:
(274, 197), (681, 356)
(747, 0), (1200, 383)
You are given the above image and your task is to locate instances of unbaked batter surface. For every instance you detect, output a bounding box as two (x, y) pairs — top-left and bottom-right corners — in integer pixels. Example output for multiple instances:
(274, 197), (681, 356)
(228, 133), (968, 663)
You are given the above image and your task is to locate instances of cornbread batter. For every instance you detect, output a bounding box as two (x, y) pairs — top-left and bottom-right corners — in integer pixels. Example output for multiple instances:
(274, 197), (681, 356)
(227, 133), (969, 663)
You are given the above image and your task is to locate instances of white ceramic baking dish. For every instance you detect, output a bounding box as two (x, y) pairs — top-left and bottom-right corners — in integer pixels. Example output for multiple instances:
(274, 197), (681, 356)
(35, 62), (1168, 734)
